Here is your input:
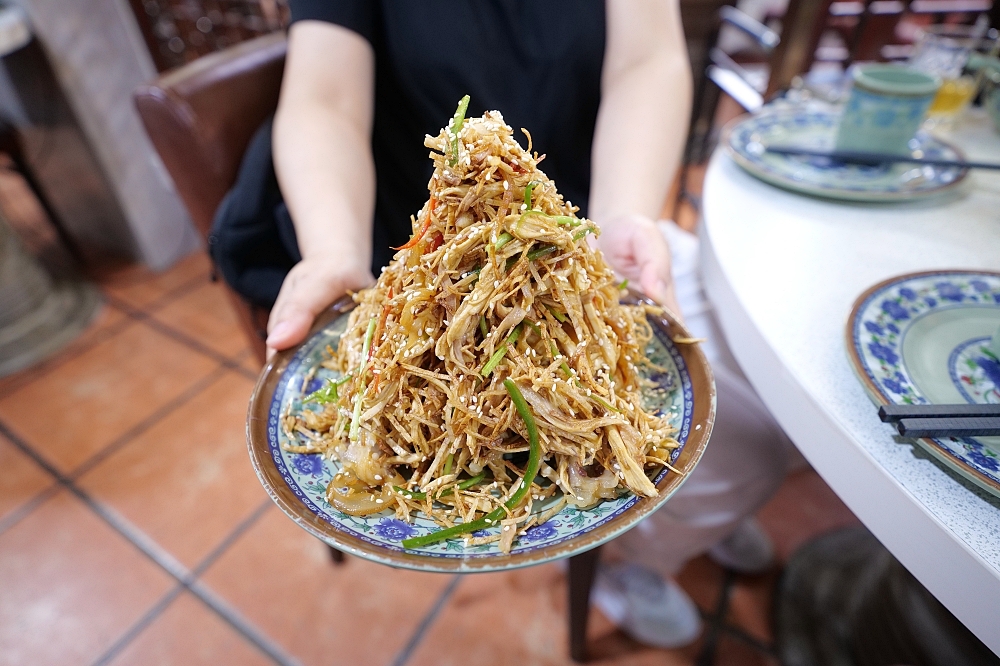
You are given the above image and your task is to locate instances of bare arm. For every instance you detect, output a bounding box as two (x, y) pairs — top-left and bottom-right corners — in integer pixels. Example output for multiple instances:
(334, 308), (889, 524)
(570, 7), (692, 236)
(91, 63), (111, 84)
(267, 21), (376, 353)
(589, 0), (692, 314)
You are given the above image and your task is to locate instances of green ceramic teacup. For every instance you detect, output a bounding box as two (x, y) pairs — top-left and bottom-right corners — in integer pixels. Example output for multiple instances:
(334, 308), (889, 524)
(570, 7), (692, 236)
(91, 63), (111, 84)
(835, 64), (941, 155)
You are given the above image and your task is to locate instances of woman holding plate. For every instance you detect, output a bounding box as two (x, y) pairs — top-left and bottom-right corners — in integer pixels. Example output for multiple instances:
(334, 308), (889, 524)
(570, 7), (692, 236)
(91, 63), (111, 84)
(213, 0), (792, 648)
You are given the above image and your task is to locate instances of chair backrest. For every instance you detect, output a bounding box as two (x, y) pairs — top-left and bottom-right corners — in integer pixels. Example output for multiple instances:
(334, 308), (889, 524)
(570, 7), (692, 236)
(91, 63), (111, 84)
(768, 0), (994, 94)
(133, 32), (287, 240)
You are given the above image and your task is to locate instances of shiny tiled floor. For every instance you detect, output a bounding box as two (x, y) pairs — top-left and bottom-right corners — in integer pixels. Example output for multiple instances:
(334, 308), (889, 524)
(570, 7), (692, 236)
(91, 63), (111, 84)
(0, 151), (861, 666)
(0, 249), (863, 665)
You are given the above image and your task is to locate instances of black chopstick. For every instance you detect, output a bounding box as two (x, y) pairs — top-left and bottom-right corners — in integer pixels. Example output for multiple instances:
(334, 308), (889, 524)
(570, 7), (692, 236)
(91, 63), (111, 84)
(879, 404), (1000, 422)
(765, 146), (1000, 171)
(897, 416), (1000, 438)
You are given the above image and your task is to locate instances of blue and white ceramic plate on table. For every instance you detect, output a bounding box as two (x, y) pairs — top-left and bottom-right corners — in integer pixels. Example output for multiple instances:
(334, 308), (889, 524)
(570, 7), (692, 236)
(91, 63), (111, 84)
(723, 109), (968, 202)
(848, 271), (1000, 497)
(247, 294), (716, 573)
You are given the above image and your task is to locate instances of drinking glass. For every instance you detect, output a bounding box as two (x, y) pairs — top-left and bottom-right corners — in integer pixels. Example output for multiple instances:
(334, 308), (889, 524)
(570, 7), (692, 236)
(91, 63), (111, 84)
(908, 24), (985, 126)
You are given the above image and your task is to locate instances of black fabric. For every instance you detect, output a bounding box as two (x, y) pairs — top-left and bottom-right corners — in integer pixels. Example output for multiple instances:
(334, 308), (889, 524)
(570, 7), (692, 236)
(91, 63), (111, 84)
(293, 0), (606, 269)
(215, 1), (606, 306)
(209, 117), (300, 307)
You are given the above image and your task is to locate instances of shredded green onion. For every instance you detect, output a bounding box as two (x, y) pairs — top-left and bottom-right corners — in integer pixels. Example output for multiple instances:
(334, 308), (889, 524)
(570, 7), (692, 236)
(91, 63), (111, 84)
(527, 245), (557, 261)
(495, 232), (513, 251)
(549, 341), (573, 379)
(479, 315), (488, 339)
(546, 305), (568, 323)
(481, 323), (522, 376)
(303, 373), (353, 405)
(401, 379), (540, 549)
(524, 181), (539, 211)
(449, 95), (471, 166)
(619, 279), (629, 291)
(519, 211), (579, 228)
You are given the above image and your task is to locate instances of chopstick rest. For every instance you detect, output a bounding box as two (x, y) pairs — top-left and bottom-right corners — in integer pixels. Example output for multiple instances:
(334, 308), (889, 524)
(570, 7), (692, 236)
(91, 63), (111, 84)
(897, 417), (1000, 438)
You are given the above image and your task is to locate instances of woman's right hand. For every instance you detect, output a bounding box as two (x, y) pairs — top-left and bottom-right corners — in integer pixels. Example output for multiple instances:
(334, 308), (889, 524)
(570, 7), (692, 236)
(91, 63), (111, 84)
(265, 257), (374, 358)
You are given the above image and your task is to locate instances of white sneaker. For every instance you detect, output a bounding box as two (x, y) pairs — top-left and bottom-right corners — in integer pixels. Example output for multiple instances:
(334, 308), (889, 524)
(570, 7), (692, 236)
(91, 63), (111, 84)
(707, 518), (775, 574)
(592, 562), (702, 649)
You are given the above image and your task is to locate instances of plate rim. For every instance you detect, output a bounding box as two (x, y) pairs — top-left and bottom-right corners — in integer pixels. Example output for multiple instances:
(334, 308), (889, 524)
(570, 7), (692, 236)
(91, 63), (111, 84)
(247, 293), (717, 572)
(721, 109), (969, 203)
(845, 269), (1000, 497)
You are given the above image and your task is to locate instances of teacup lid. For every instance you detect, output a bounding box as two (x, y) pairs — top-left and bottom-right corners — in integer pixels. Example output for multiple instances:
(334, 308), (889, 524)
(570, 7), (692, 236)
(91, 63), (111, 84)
(852, 64), (941, 97)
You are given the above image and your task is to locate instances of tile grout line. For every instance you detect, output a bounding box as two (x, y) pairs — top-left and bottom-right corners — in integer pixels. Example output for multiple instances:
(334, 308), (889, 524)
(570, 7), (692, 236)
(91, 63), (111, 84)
(0, 306), (135, 398)
(0, 273), (287, 663)
(0, 482), (61, 538)
(187, 581), (302, 666)
(106, 293), (258, 382)
(103, 269), (209, 317)
(695, 568), (736, 666)
(192, 499), (274, 576)
(145, 272), (214, 311)
(2, 260), (209, 400)
(69, 365), (230, 480)
(0, 419), (295, 666)
(89, 583), (187, 666)
(389, 574), (463, 666)
(88, 500), (279, 666)
(0, 359), (229, 548)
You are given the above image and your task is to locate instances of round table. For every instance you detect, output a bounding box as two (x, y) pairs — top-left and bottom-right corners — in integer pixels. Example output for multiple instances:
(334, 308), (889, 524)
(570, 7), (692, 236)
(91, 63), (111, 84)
(701, 109), (1000, 652)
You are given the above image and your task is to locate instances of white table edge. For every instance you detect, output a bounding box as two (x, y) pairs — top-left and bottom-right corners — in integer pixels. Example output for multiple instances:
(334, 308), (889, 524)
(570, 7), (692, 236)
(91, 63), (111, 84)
(700, 208), (1000, 654)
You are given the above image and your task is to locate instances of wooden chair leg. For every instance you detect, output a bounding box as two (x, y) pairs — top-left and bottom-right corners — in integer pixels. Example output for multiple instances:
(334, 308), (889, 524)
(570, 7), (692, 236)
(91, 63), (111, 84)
(328, 545), (345, 564)
(568, 545), (602, 663)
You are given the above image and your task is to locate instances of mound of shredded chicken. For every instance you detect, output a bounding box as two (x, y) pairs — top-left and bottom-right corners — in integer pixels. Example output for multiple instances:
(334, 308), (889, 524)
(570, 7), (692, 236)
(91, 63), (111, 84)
(284, 98), (678, 552)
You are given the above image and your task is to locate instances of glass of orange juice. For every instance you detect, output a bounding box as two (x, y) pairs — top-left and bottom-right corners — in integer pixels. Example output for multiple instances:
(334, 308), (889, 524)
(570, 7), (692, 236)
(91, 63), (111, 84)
(909, 24), (987, 128)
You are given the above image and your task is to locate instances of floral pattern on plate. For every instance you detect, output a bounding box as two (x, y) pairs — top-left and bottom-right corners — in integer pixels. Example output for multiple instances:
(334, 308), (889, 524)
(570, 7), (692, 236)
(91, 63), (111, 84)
(852, 271), (1000, 490)
(950, 337), (1000, 405)
(725, 109), (967, 201)
(266, 311), (694, 559)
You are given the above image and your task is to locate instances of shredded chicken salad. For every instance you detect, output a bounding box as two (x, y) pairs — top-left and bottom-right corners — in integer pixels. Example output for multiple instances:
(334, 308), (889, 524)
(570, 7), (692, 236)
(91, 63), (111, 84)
(284, 97), (679, 552)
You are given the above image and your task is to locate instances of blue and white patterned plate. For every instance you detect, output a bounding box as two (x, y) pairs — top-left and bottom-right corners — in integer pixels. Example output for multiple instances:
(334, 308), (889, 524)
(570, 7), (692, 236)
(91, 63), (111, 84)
(724, 109), (968, 202)
(848, 271), (1000, 497)
(248, 295), (716, 572)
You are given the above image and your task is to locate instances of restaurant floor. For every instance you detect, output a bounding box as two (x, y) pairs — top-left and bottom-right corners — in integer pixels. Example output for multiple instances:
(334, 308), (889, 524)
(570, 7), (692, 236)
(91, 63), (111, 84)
(0, 163), (861, 665)
(0, 252), (864, 666)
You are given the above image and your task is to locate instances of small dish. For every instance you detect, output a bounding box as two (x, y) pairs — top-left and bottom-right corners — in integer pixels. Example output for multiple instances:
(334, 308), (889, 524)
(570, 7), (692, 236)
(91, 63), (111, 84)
(724, 109), (968, 202)
(847, 270), (1000, 496)
(248, 294), (716, 572)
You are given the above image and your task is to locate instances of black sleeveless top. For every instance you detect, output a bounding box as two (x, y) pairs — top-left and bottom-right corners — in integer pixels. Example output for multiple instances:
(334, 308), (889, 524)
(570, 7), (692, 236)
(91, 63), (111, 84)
(290, 0), (607, 270)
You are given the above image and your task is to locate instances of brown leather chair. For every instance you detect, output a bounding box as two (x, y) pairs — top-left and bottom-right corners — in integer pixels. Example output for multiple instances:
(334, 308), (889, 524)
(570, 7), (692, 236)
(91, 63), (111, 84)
(134, 32), (288, 364)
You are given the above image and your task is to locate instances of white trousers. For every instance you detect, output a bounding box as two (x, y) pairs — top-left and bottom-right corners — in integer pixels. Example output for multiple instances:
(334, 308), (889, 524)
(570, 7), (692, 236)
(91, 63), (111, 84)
(604, 221), (792, 577)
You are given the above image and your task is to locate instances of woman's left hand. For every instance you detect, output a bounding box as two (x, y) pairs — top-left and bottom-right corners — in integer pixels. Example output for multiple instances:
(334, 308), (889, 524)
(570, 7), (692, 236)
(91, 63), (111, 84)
(594, 214), (682, 320)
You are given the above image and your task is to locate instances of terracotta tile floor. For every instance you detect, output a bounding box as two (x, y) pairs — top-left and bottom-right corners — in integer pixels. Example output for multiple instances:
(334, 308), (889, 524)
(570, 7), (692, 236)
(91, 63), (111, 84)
(0, 247), (865, 666)
(0, 152), (864, 664)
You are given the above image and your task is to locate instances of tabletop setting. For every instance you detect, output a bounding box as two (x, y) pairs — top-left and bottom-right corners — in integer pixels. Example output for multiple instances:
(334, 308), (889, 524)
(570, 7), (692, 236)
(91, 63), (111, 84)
(5, 4), (1000, 666)
(702, 21), (1000, 656)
